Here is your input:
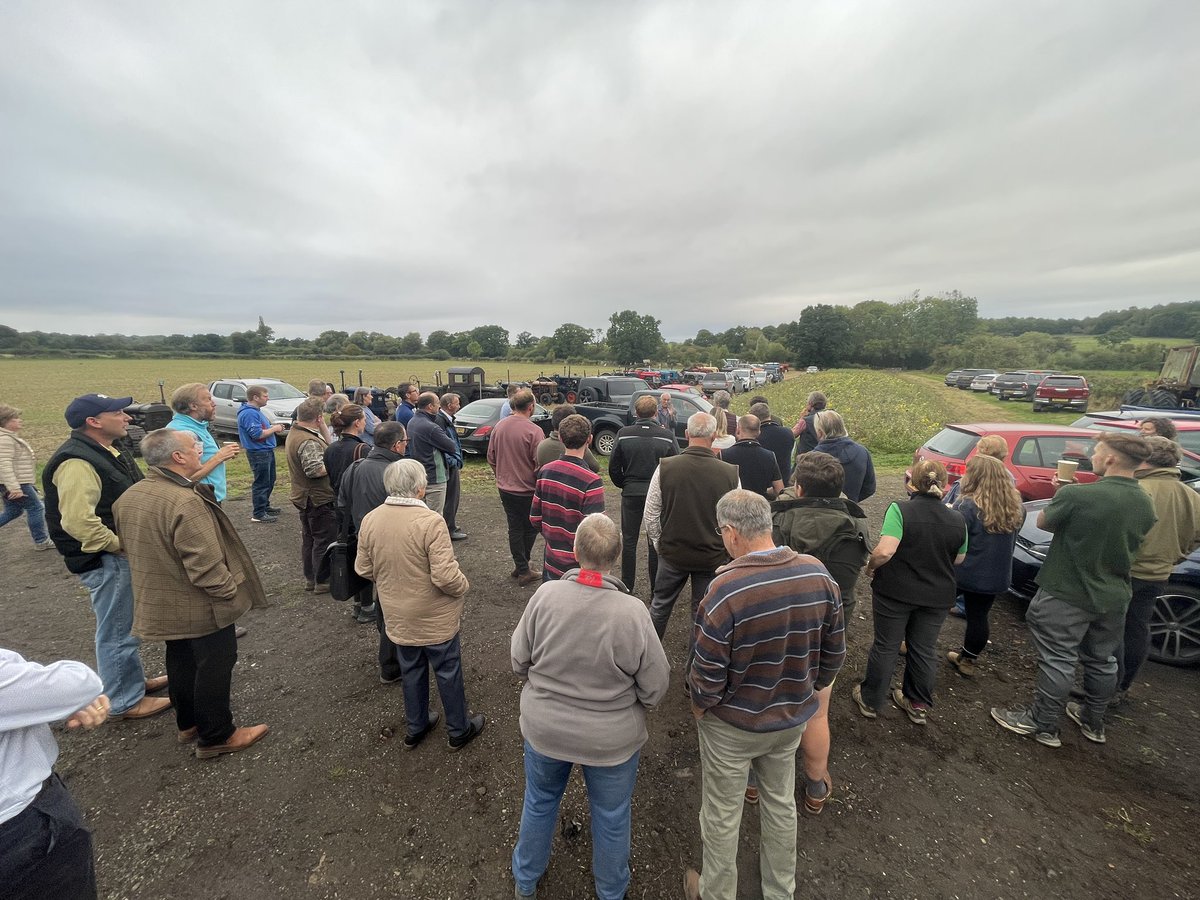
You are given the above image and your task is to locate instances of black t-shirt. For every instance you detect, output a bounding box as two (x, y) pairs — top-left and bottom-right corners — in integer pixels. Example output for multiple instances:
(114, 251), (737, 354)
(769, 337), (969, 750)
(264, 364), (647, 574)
(720, 440), (781, 499)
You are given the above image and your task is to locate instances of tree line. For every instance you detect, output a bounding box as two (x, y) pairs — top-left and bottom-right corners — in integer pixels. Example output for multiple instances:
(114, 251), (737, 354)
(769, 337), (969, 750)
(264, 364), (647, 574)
(3, 297), (1197, 371)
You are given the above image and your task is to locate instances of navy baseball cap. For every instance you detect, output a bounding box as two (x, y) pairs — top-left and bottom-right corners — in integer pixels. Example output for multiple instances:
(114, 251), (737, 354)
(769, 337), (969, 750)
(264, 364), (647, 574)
(65, 394), (133, 428)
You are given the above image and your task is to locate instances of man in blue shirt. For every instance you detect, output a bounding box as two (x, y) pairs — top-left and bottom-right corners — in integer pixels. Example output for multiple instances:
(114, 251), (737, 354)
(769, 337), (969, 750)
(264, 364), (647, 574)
(237, 384), (286, 523)
(393, 382), (419, 426)
(165, 383), (239, 503)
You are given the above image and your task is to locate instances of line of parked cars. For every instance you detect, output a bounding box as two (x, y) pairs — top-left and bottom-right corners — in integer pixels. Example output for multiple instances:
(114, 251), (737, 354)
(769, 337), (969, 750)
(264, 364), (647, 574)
(944, 368), (1091, 412)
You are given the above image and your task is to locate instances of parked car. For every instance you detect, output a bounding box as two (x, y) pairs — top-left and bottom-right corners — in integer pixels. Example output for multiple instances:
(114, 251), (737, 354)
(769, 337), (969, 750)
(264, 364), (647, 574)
(944, 369), (964, 387)
(911, 423), (1099, 500)
(731, 368), (754, 392)
(576, 389), (714, 455)
(454, 398), (552, 456)
(806, 366), (820, 375)
(954, 368), (997, 389)
(658, 383), (703, 395)
(575, 376), (651, 405)
(700, 372), (736, 396)
(970, 373), (999, 392)
(993, 371), (1058, 401)
(1033, 375), (1090, 412)
(209, 378), (307, 438)
(1011, 493), (1200, 666)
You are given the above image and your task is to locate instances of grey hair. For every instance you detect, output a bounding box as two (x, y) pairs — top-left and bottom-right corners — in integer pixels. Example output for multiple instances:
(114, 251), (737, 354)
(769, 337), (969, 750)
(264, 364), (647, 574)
(712, 390), (731, 409)
(0, 404), (20, 428)
(324, 393), (350, 414)
(807, 391), (828, 410)
(686, 411), (717, 440)
(141, 428), (193, 467)
(1144, 435), (1183, 467)
(573, 513), (622, 573)
(170, 382), (209, 414)
(716, 489), (773, 539)
(814, 409), (847, 439)
(383, 458), (427, 498)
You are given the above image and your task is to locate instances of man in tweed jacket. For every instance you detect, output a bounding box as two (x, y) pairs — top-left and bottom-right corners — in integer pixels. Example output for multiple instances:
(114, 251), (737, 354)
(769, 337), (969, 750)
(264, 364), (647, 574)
(113, 429), (270, 760)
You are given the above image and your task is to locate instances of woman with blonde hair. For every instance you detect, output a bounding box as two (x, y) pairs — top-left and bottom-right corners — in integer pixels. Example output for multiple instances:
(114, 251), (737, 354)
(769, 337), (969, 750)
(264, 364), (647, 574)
(853, 460), (967, 725)
(0, 404), (53, 549)
(711, 405), (736, 452)
(947, 455), (1024, 676)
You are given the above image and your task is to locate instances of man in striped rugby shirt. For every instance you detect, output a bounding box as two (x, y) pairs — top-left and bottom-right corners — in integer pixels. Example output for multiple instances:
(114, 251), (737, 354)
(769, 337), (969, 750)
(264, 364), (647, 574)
(529, 415), (606, 581)
(684, 489), (845, 900)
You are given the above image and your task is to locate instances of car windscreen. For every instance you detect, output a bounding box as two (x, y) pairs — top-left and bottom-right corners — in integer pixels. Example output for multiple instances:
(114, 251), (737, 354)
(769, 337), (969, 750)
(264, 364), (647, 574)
(264, 382), (307, 400)
(1042, 377), (1083, 387)
(923, 428), (980, 459)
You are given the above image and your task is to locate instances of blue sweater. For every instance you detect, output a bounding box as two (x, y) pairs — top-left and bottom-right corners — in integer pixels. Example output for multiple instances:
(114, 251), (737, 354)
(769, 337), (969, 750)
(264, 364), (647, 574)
(814, 436), (876, 503)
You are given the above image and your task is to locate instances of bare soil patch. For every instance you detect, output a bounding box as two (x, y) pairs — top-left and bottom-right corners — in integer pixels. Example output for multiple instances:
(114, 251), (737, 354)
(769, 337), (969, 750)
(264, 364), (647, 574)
(3, 472), (1197, 899)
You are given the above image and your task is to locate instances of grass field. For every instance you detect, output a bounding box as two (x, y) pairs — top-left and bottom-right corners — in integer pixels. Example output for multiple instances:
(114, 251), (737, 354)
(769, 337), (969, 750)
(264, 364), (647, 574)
(0, 358), (1154, 496)
(1067, 335), (1191, 351)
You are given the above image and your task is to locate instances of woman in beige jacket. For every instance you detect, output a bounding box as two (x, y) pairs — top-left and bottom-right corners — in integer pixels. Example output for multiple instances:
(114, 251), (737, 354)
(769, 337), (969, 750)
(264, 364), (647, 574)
(0, 404), (53, 549)
(355, 459), (485, 752)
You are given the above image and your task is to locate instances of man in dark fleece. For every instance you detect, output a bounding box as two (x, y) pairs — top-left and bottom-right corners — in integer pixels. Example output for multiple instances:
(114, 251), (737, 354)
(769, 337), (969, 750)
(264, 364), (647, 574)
(811, 409), (876, 503)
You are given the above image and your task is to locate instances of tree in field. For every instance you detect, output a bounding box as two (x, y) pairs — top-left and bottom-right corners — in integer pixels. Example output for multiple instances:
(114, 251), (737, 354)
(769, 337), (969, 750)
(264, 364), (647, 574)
(515, 331), (538, 349)
(426, 330), (453, 353)
(190, 333), (227, 353)
(552, 323), (593, 359)
(399, 331), (424, 354)
(1096, 327), (1133, 348)
(256, 316), (274, 342)
(782, 305), (853, 368)
(470, 325), (509, 357)
(607, 310), (664, 365)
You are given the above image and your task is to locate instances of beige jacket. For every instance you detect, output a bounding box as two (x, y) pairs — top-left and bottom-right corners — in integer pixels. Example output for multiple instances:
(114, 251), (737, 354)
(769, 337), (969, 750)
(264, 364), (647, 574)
(113, 467), (268, 640)
(355, 498), (469, 645)
(0, 428), (36, 488)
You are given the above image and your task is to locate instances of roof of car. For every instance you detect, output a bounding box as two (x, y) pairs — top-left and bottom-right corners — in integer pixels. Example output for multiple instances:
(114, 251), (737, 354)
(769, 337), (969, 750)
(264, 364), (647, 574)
(945, 423), (1098, 437)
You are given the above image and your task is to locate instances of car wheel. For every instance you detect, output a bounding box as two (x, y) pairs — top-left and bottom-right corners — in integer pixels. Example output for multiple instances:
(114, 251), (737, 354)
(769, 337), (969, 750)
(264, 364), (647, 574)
(593, 428), (618, 457)
(998, 395), (1009, 401)
(578, 388), (598, 403)
(1032, 403), (1044, 412)
(1149, 585), (1200, 666)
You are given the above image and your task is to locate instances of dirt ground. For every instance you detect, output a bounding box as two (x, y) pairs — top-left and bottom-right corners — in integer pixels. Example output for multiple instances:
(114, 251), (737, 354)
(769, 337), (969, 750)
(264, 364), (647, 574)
(3, 471), (1197, 900)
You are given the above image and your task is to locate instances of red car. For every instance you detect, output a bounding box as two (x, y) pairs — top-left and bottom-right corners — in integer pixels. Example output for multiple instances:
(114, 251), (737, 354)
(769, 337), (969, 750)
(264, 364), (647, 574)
(1073, 413), (1200, 464)
(658, 383), (702, 395)
(1033, 375), (1090, 412)
(912, 423), (1099, 500)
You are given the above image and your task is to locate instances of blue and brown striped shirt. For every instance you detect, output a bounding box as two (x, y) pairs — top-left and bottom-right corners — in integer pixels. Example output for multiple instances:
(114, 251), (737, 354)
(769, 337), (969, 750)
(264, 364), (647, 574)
(690, 546), (845, 732)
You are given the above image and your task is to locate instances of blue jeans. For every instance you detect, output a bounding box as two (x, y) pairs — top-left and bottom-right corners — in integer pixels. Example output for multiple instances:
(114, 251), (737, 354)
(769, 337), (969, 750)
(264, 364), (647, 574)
(512, 743), (640, 900)
(245, 450), (276, 518)
(77, 555), (145, 715)
(396, 634), (469, 738)
(0, 484), (48, 543)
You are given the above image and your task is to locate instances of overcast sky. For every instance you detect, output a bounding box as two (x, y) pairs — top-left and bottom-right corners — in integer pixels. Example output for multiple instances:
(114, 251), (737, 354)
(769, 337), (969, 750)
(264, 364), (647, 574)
(1, 1), (1197, 342)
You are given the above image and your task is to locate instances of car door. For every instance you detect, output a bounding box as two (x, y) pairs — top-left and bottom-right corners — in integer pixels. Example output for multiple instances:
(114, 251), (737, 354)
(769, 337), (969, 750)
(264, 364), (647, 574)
(210, 383), (239, 434)
(1009, 435), (1098, 500)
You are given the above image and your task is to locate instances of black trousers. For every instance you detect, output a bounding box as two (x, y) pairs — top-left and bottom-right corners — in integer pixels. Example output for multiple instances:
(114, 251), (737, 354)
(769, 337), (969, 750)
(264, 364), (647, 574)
(165, 625), (238, 745)
(443, 465), (461, 532)
(0, 773), (96, 900)
(1118, 577), (1162, 691)
(375, 593), (402, 682)
(299, 499), (338, 584)
(960, 590), (998, 658)
(619, 493), (658, 595)
(860, 592), (949, 709)
(499, 490), (539, 574)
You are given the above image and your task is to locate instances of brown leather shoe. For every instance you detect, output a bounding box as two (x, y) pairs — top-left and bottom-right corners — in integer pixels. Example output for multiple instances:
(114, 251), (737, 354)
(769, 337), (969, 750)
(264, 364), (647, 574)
(118, 696), (173, 720)
(313, 583), (330, 595)
(145, 675), (169, 693)
(177, 727), (199, 744)
(195, 724), (270, 759)
(683, 868), (702, 900)
(516, 569), (542, 587)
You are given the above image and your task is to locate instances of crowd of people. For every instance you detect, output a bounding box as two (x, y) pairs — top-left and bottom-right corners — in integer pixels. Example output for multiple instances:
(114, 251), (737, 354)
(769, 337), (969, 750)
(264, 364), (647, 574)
(1, 383), (1193, 900)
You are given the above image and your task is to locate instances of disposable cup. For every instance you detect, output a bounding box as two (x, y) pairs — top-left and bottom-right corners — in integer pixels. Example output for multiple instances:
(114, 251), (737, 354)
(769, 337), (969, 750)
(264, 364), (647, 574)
(1056, 459), (1079, 482)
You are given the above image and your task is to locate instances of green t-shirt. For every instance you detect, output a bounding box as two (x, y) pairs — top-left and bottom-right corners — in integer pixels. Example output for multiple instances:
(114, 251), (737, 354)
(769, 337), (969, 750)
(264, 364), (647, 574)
(1036, 476), (1157, 615)
(881, 502), (969, 555)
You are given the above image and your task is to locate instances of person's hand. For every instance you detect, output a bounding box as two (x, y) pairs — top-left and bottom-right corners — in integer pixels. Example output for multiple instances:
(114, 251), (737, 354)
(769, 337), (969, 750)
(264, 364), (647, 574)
(216, 444), (240, 462)
(6, 488), (24, 500)
(66, 694), (110, 730)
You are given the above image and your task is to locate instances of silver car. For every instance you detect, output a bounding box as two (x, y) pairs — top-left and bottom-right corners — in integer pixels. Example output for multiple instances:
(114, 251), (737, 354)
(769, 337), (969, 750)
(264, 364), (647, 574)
(209, 378), (307, 437)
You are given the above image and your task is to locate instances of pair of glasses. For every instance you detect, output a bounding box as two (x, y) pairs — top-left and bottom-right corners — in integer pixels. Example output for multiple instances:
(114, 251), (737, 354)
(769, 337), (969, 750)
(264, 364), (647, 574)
(714, 524), (731, 536)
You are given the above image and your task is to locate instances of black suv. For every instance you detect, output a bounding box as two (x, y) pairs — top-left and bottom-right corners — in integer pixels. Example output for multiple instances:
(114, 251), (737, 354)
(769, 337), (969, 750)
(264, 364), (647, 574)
(994, 371), (1058, 401)
(954, 368), (997, 389)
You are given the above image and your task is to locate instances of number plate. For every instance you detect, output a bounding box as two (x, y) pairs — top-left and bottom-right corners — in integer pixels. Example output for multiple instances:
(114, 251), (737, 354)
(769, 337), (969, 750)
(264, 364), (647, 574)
(456, 426), (467, 436)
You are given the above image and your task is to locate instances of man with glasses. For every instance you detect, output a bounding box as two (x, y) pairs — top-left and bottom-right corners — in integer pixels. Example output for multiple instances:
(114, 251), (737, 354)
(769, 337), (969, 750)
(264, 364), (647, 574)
(393, 382), (420, 427)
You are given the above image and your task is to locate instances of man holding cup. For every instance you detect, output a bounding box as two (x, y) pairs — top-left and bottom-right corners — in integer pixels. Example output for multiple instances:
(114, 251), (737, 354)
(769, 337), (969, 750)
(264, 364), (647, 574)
(991, 433), (1155, 747)
(166, 383), (240, 504)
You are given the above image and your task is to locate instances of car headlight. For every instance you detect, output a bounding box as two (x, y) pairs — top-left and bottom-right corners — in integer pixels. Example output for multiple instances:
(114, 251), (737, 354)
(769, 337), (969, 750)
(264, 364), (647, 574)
(1016, 535), (1051, 560)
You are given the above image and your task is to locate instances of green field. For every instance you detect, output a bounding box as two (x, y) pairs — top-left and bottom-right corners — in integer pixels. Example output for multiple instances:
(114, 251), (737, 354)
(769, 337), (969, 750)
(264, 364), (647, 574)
(0, 358), (1137, 497)
(1067, 335), (1191, 351)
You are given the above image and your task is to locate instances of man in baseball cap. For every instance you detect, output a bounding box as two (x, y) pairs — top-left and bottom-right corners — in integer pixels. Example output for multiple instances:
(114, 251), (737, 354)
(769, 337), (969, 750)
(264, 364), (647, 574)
(41, 393), (172, 721)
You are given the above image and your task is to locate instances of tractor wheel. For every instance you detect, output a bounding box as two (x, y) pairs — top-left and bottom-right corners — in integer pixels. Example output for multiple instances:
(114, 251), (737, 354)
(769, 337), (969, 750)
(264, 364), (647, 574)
(1123, 388), (1147, 406)
(565, 391), (577, 404)
(123, 425), (148, 457)
(1151, 388), (1178, 409)
(539, 393), (552, 405)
